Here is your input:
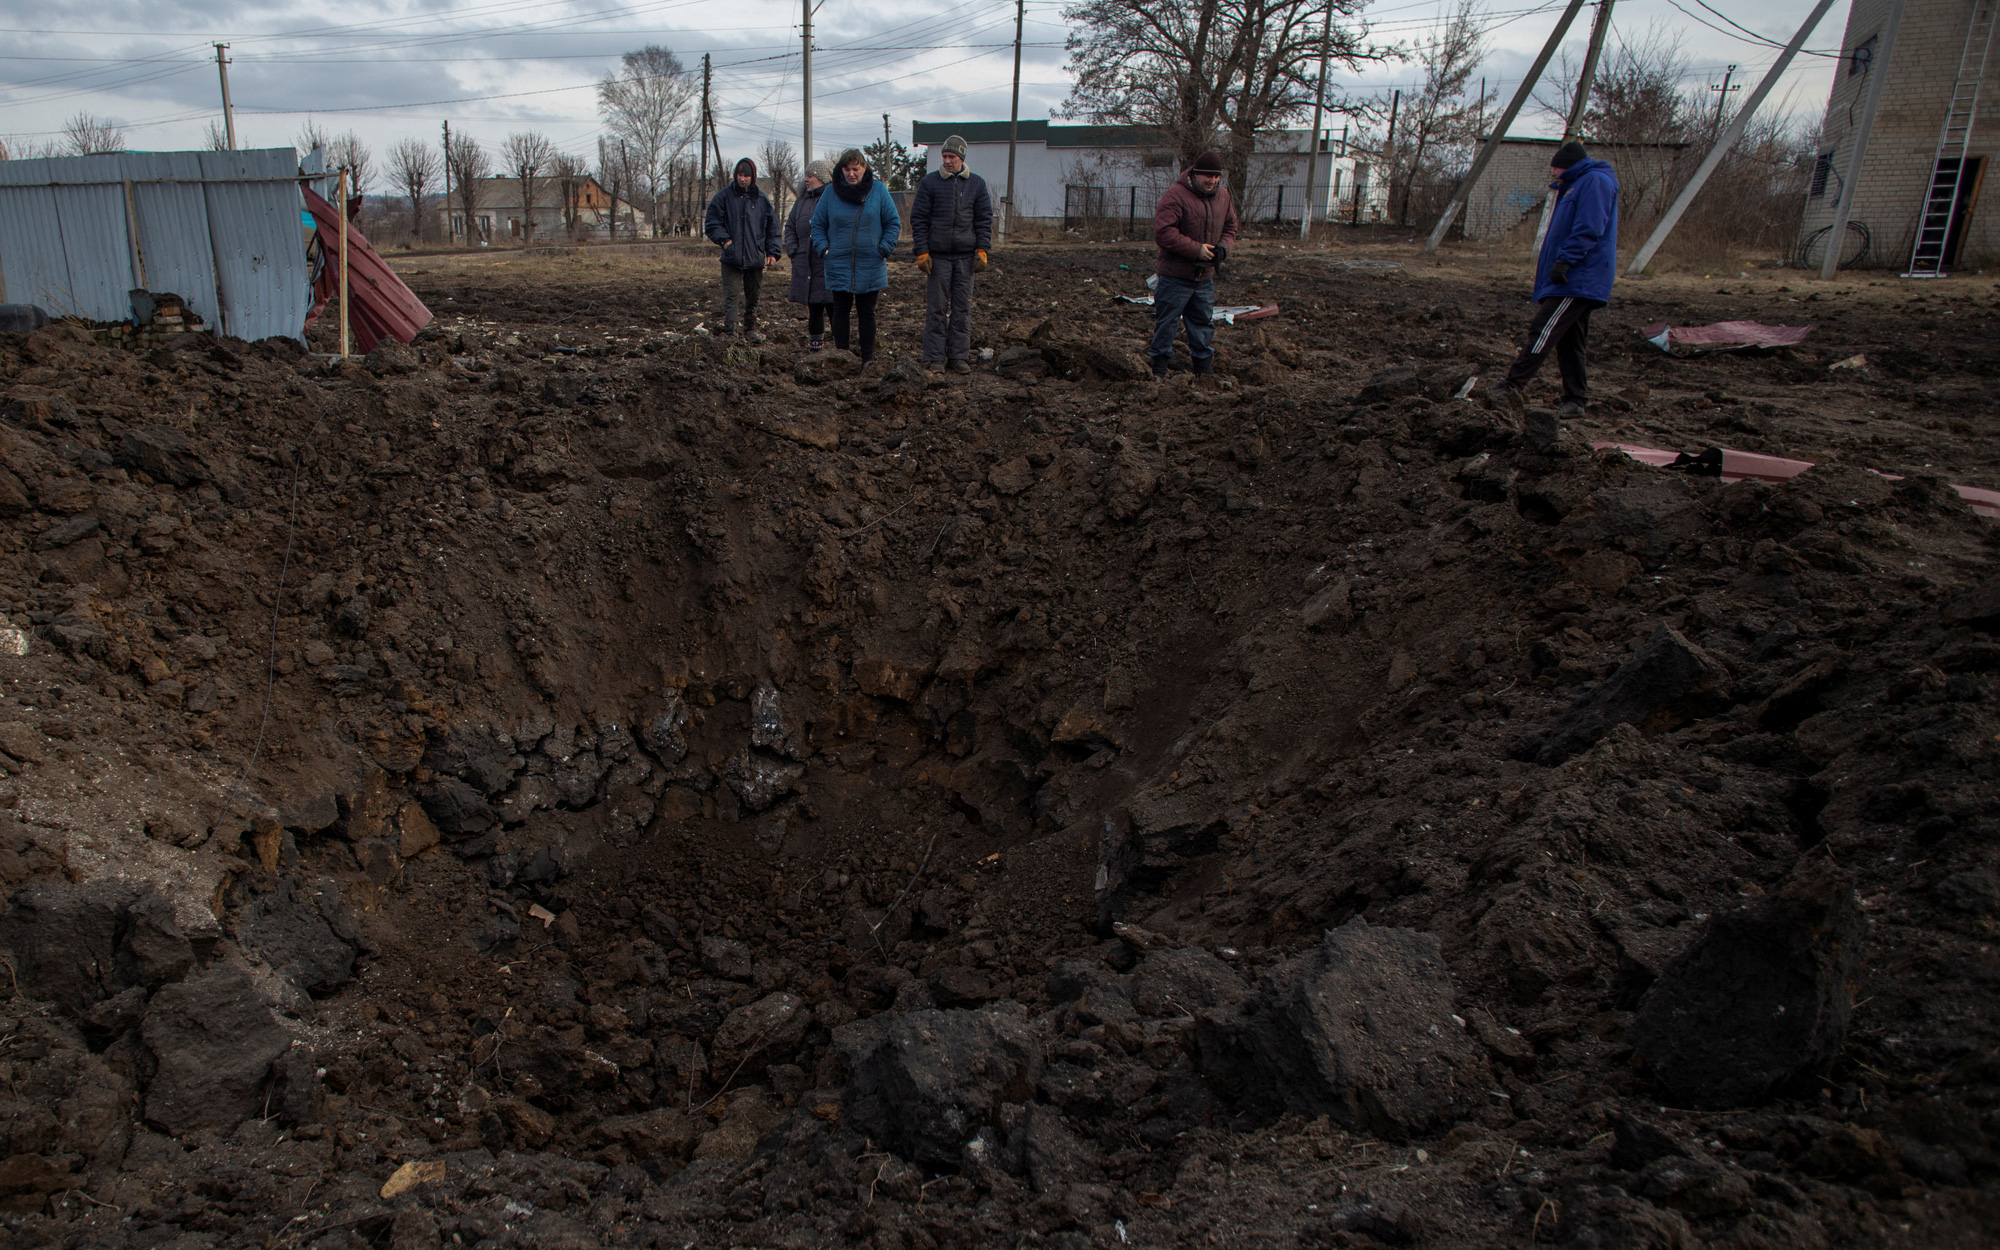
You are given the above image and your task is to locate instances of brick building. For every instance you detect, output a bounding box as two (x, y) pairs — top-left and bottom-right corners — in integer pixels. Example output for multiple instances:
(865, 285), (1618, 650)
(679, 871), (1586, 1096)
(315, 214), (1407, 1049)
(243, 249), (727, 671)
(1798, 0), (1998, 270)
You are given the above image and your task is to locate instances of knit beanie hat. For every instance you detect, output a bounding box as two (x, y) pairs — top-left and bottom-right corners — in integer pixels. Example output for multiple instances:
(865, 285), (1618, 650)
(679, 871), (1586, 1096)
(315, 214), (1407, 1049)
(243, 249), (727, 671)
(1550, 140), (1588, 169)
(1190, 149), (1225, 175)
(805, 159), (835, 185)
(735, 156), (757, 178)
(943, 134), (968, 158)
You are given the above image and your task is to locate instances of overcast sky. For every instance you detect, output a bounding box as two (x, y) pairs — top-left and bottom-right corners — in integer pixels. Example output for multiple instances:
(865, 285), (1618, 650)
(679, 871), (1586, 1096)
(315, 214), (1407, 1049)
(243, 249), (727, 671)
(0, 0), (1853, 183)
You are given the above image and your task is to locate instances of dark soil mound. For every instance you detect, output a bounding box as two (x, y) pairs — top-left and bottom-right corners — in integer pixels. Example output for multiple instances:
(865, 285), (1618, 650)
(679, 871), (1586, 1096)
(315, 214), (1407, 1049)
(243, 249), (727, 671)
(0, 242), (1995, 1248)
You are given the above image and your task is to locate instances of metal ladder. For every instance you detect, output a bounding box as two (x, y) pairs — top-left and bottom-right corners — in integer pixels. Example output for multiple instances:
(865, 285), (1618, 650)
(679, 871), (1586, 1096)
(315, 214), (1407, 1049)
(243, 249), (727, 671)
(1906, 0), (1998, 276)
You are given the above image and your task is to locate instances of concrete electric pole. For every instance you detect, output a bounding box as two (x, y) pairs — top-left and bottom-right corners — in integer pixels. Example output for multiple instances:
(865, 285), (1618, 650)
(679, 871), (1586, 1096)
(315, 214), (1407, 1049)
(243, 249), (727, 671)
(214, 44), (236, 150)
(1003, 0), (1025, 243)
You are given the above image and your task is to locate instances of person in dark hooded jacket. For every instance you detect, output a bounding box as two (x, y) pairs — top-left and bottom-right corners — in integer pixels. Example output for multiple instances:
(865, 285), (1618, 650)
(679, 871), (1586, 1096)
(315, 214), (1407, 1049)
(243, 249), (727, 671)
(1490, 141), (1619, 414)
(705, 157), (782, 340)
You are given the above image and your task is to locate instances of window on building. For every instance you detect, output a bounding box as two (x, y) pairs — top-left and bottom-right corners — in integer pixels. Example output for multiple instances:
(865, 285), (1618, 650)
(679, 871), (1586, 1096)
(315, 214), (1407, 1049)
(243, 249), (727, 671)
(1142, 153), (1174, 168)
(1849, 35), (1876, 77)
(1809, 151), (1834, 198)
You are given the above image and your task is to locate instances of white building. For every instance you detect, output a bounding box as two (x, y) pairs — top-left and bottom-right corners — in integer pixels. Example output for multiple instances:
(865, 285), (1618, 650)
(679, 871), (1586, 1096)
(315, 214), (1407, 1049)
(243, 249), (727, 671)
(910, 121), (1389, 226)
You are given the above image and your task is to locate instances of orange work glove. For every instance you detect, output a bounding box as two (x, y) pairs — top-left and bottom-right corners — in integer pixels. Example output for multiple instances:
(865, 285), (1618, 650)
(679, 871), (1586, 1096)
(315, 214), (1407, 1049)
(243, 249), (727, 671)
(974, 249), (989, 273)
(917, 253), (933, 275)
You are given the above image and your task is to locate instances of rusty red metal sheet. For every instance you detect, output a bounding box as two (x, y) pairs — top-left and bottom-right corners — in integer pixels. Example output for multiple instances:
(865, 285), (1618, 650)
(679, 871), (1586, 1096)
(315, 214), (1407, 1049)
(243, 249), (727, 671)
(302, 186), (432, 353)
(1594, 442), (2000, 520)
(1640, 320), (1814, 355)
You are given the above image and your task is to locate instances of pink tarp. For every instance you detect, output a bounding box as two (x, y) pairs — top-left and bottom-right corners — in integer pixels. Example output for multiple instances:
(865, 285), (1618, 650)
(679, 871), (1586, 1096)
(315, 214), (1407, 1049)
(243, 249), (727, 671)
(1640, 321), (1814, 355)
(1596, 442), (2000, 520)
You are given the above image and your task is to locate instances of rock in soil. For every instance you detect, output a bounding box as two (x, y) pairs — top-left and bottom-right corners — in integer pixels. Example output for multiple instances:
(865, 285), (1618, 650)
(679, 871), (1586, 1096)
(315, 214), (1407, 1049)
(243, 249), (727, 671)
(1629, 869), (1865, 1108)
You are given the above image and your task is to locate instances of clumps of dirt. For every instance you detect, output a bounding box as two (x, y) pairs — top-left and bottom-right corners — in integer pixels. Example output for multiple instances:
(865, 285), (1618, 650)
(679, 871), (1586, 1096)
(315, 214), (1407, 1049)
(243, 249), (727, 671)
(0, 245), (1997, 1249)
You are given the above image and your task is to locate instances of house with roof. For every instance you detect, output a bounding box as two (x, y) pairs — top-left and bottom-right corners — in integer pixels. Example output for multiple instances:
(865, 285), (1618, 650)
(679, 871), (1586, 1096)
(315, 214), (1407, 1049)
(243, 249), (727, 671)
(911, 120), (1387, 227)
(442, 174), (639, 242)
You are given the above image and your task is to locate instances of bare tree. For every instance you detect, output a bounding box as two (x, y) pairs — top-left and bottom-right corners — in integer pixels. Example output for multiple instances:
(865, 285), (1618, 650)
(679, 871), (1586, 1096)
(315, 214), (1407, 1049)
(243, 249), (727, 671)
(202, 120), (230, 151)
(1, 136), (62, 161)
(760, 138), (799, 223)
(1386, 0), (1494, 225)
(1062, 0), (1378, 199)
(296, 121), (330, 162)
(390, 138), (443, 241)
(61, 112), (127, 156)
(597, 136), (643, 240)
(329, 132), (373, 194)
(447, 132), (491, 242)
(551, 151), (589, 237)
(599, 46), (700, 235)
(502, 131), (555, 242)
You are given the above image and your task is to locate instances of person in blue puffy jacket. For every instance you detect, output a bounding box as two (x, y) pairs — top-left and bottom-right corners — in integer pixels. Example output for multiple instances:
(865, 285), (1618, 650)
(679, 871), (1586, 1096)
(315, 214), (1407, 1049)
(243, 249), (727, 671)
(810, 147), (902, 368)
(1491, 141), (1618, 415)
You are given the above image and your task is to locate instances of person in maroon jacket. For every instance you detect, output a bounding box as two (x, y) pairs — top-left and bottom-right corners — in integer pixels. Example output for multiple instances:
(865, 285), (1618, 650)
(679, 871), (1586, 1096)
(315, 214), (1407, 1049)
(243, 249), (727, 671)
(1149, 149), (1240, 380)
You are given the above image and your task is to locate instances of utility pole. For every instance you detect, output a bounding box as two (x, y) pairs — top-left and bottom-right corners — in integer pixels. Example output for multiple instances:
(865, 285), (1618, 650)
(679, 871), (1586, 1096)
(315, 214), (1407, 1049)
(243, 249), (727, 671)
(1003, 0), (1025, 243)
(1423, 0), (1591, 253)
(1383, 89), (1400, 222)
(1822, 0), (1907, 279)
(802, 0), (814, 165)
(213, 44), (236, 150)
(1300, 0), (1333, 240)
(1627, 0), (1838, 275)
(1532, 0), (1615, 253)
(701, 53), (712, 187)
(1710, 64), (1739, 129)
(442, 121), (453, 243)
(883, 114), (892, 149)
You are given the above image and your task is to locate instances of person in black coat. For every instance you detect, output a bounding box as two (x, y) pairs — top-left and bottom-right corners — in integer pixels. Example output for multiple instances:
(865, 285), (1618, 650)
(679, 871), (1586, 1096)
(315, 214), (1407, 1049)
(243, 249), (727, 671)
(909, 135), (992, 373)
(704, 157), (781, 340)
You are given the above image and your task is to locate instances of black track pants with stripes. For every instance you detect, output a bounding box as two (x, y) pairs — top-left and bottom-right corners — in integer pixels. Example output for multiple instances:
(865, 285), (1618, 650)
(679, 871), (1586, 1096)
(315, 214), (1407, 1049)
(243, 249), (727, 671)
(1503, 295), (1606, 404)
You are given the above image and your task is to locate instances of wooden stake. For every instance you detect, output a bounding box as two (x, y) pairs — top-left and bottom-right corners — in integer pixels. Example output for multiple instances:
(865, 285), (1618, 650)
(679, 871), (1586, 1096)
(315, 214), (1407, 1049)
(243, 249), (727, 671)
(338, 168), (351, 359)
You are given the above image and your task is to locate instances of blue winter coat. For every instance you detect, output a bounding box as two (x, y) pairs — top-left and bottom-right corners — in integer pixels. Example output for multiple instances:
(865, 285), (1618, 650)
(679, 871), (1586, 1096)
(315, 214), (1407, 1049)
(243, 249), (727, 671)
(1533, 157), (1618, 303)
(810, 175), (902, 294)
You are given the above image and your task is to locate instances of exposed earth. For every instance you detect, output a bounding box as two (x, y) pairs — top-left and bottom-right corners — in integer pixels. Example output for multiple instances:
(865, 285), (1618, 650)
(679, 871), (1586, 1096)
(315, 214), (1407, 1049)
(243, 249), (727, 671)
(0, 232), (1996, 1250)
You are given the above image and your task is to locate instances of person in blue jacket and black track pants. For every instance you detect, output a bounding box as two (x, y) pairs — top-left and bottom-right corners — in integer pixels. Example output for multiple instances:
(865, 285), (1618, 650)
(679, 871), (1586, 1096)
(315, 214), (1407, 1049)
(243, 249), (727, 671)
(1491, 140), (1618, 415)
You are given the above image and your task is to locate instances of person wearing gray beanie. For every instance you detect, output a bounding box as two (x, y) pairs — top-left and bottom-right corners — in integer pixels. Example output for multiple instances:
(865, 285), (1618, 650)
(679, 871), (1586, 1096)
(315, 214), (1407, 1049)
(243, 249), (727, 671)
(786, 160), (837, 347)
(910, 134), (993, 373)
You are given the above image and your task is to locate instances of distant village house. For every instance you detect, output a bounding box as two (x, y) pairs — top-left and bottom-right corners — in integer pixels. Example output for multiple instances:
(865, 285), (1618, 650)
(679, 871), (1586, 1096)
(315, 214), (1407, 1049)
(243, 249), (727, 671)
(443, 174), (640, 242)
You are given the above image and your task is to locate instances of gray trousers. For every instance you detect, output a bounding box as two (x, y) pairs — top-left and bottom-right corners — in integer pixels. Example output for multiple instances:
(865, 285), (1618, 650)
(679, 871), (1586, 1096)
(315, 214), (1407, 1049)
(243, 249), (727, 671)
(922, 255), (975, 362)
(720, 262), (764, 333)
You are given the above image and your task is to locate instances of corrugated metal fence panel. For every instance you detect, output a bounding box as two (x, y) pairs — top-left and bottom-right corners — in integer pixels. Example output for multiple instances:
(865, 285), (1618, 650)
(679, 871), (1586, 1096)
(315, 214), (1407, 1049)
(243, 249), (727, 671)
(0, 159), (81, 316)
(0, 147), (309, 341)
(198, 148), (309, 341)
(49, 154), (138, 321)
(129, 151), (224, 330)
